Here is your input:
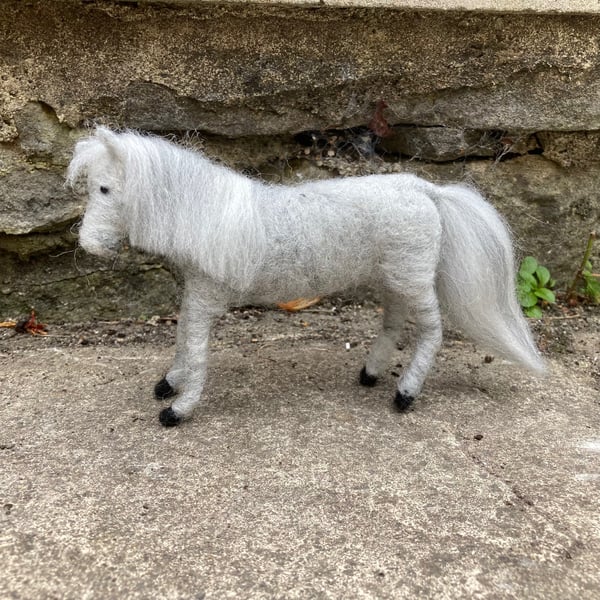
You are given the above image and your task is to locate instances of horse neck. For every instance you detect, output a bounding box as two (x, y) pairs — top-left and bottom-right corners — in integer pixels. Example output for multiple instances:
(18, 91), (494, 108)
(123, 146), (223, 250)
(124, 148), (266, 289)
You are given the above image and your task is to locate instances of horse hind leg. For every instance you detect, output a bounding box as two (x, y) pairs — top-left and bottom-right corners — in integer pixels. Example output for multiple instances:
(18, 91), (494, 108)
(394, 284), (443, 411)
(360, 294), (407, 387)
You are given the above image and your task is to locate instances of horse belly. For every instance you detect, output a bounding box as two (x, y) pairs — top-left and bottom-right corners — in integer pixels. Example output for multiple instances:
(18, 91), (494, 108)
(253, 232), (379, 303)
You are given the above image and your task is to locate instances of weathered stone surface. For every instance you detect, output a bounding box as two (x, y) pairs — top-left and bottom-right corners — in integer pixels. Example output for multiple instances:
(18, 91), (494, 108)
(379, 127), (540, 161)
(0, 103), (84, 236)
(1, 1), (600, 320)
(381, 127), (492, 161)
(2, 2), (600, 134)
(13, 101), (81, 165)
(0, 230), (77, 261)
(0, 157), (82, 235)
(461, 156), (600, 281)
(538, 130), (600, 168)
(134, 0), (600, 11)
(0, 249), (178, 322)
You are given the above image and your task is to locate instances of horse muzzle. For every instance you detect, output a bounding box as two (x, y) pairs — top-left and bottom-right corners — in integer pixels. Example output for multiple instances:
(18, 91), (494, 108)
(78, 229), (121, 259)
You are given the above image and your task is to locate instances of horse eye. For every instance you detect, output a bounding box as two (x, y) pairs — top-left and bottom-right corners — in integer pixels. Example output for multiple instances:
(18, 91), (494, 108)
(100, 186), (109, 194)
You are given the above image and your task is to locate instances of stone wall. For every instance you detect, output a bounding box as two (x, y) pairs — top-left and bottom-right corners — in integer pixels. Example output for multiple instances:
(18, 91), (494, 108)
(1, 0), (599, 320)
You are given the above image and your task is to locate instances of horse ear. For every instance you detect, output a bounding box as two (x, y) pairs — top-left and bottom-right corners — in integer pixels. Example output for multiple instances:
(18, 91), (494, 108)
(95, 126), (124, 163)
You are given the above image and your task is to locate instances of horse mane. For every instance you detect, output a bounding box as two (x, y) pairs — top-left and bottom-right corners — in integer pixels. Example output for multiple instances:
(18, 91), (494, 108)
(78, 128), (268, 291)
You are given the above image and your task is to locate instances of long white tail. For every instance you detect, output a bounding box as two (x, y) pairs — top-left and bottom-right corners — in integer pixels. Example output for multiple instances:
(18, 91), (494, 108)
(431, 183), (546, 373)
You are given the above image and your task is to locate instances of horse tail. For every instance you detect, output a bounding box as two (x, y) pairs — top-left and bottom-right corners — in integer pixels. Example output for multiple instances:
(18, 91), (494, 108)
(427, 182), (546, 373)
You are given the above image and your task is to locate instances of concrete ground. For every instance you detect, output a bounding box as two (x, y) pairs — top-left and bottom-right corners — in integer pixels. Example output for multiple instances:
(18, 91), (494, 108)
(1, 303), (599, 599)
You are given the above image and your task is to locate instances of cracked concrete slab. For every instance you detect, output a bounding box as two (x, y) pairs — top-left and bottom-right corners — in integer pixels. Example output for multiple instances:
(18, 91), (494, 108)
(1, 305), (599, 598)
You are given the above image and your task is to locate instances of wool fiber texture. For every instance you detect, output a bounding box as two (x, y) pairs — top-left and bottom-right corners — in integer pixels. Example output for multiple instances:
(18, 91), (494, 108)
(67, 128), (545, 424)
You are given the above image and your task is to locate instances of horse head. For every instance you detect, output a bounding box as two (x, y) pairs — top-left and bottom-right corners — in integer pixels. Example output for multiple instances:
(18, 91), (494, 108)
(67, 127), (128, 258)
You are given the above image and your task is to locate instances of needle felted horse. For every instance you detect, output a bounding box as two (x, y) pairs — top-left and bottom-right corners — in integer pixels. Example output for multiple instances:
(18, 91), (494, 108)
(67, 127), (544, 427)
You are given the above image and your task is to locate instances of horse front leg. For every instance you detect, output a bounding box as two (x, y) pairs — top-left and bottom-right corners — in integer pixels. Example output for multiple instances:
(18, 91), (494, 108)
(154, 300), (189, 400)
(158, 295), (224, 427)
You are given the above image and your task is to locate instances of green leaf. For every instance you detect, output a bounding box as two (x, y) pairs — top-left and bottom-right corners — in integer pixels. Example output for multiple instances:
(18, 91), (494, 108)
(535, 265), (551, 287)
(585, 260), (593, 271)
(518, 290), (539, 308)
(518, 272), (537, 287)
(548, 278), (556, 288)
(519, 256), (538, 275)
(584, 278), (600, 303)
(534, 288), (556, 303)
(586, 276), (600, 290)
(517, 284), (533, 298)
(525, 305), (543, 319)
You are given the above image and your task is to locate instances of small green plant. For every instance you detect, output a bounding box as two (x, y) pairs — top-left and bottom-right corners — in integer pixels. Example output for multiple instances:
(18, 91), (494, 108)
(581, 260), (600, 303)
(566, 232), (600, 305)
(517, 256), (556, 318)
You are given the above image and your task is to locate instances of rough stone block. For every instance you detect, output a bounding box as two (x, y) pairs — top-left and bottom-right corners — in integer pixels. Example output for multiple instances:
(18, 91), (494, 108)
(0, 156), (82, 235)
(1, 1), (600, 319)
(537, 131), (600, 168)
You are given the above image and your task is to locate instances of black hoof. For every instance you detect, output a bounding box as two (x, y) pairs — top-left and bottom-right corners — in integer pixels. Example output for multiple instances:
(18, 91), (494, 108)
(394, 391), (414, 412)
(359, 366), (378, 387)
(155, 377), (176, 400)
(159, 407), (182, 427)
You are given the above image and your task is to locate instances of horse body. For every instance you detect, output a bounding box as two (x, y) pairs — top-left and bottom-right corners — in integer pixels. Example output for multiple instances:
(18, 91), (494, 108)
(67, 127), (544, 427)
(246, 175), (440, 303)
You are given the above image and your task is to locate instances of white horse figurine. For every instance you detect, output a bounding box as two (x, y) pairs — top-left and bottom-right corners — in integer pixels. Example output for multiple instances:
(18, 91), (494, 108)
(67, 127), (545, 427)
